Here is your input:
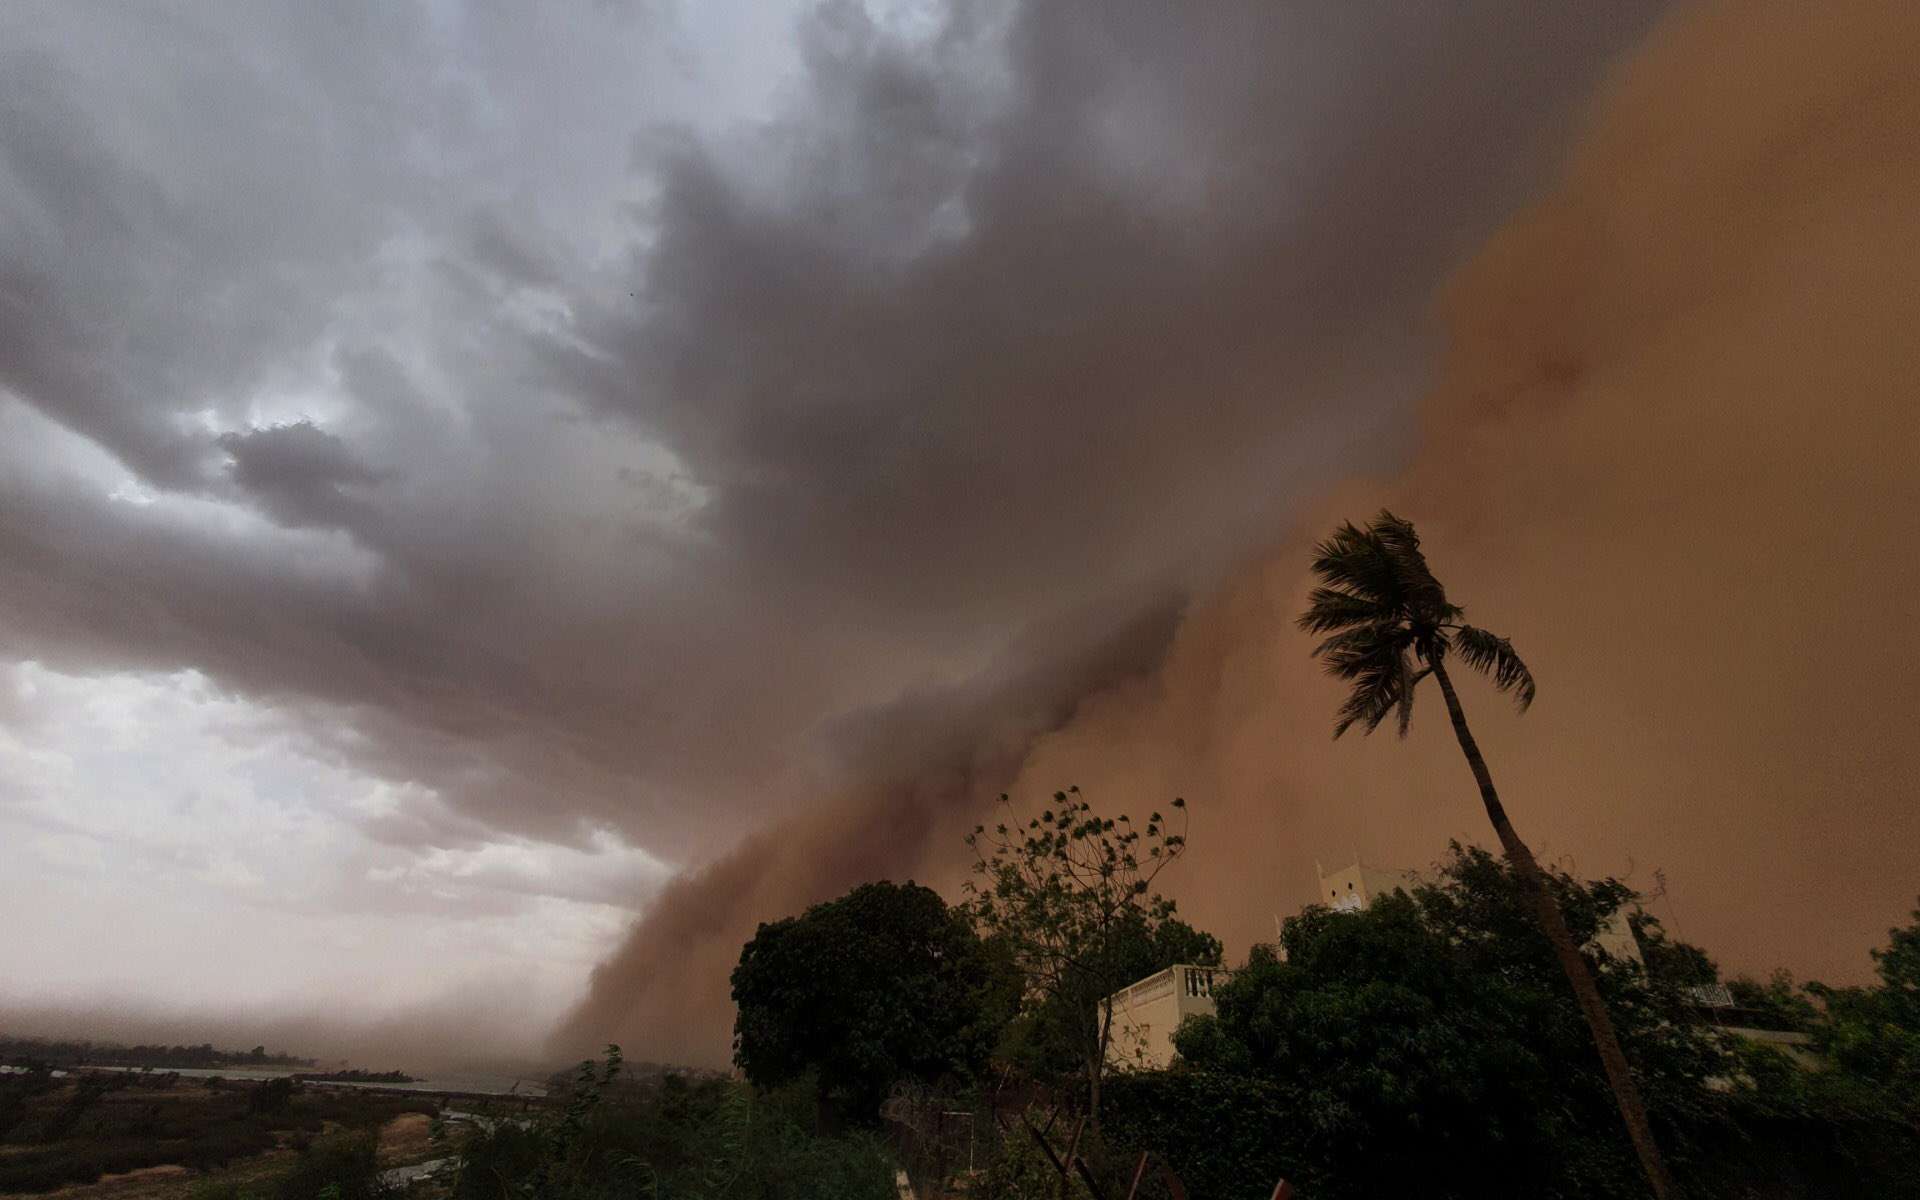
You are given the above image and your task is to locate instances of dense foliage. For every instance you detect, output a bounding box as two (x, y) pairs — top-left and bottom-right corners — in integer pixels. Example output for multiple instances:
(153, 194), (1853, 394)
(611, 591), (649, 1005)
(1108, 848), (1712, 1199)
(731, 880), (1009, 1121)
(269, 1130), (391, 1200)
(1099, 849), (1920, 1200)
(1808, 900), (1920, 1124)
(452, 1048), (895, 1200)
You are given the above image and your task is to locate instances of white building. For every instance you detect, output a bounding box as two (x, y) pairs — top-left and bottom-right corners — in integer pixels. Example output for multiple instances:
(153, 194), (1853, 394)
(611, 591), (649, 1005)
(1316, 860), (1421, 913)
(1103, 964), (1231, 1072)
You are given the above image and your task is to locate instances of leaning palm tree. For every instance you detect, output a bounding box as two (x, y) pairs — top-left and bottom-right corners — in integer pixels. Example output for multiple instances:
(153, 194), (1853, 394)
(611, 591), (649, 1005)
(1299, 510), (1678, 1200)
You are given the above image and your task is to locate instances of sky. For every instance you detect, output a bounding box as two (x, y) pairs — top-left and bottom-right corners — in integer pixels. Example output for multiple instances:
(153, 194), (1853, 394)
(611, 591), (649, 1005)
(4, 0), (1917, 1070)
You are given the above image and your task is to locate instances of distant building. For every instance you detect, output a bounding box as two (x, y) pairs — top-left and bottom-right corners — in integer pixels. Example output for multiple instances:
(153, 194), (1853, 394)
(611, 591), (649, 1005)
(1314, 858), (1644, 964)
(1103, 964), (1231, 1072)
(1316, 861), (1421, 913)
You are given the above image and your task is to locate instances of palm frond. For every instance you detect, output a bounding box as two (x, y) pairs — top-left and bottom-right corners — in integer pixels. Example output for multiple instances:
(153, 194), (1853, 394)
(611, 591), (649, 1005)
(1371, 509), (1457, 623)
(1454, 624), (1537, 711)
(1332, 643), (1412, 739)
(1314, 624), (1421, 739)
(1300, 512), (1535, 736)
(1308, 522), (1407, 611)
(1311, 623), (1410, 677)
(1296, 586), (1390, 634)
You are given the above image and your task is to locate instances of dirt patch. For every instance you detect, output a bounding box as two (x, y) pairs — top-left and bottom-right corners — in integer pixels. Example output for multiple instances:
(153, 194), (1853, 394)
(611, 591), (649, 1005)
(38, 1150), (296, 1200)
(80, 1164), (190, 1186)
(44, 1163), (191, 1199)
(377, 1113), (438, 1166)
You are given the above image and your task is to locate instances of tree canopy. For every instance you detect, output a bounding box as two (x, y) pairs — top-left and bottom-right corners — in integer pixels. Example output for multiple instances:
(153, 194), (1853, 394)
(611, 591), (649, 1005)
(730, 880), (1010, 1121)
(1145, 846), (1725, 1199)
(1809, 898), (1920, 1122)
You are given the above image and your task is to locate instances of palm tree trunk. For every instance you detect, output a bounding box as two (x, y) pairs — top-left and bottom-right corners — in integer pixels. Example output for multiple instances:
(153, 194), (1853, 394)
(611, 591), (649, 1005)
(1430, 656), (1679, 1200)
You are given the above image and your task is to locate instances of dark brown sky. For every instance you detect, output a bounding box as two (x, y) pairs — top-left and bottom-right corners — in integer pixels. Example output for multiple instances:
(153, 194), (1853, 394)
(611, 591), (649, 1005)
(4, 0), (1914, 1069)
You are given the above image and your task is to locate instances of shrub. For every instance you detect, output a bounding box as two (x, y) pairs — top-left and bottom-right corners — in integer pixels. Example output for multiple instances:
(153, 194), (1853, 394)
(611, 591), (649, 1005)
(273, 1131), (391, 1200)
(450, 1050), (894, 1200)
(250, 1077), (295, 1115)
(972, 1111), (1096, 1200)
(1102, 1071), (1295, 1200)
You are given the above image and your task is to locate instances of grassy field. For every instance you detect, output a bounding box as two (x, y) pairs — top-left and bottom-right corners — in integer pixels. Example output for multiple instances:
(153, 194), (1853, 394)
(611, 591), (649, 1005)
(0, 1069), (441, 1197)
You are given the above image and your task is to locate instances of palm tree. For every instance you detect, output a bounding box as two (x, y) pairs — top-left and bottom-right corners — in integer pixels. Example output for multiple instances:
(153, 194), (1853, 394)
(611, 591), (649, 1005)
(1298, 510), (1678, 1200)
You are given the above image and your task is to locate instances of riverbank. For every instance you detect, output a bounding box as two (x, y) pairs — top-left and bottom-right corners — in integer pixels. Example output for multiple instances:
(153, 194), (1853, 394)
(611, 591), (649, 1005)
(0, 1066), (549, 1197)
(0, 1064), (548, 1100)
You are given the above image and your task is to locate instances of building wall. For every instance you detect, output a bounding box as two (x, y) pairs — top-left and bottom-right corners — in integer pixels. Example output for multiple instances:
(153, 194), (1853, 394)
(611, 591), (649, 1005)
(1316, 862), (1421, 912)
(1104, 965), (1231, 1071)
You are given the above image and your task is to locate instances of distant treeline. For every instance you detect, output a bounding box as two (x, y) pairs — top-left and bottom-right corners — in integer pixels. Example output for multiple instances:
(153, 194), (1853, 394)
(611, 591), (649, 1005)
(293, 1069), (416, 1084)
(0, 1035), (314, 1070)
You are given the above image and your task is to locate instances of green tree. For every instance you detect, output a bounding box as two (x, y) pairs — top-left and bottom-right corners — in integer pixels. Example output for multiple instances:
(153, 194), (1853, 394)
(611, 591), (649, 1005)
(731, 881), (1009, 1122)
(451, 1050), (896, 1200)
(1155, 847), (1724, 1200)
(1808, 898), (1920, 1120)
(1298, 511), (1678, 1198)
(963, 787), (1193, 1130)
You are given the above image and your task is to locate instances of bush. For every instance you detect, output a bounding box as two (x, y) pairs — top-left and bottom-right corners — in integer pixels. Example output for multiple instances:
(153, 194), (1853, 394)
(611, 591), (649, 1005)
(274, 1131), (391, 1200)
(1102, 1071), (1295, 1200)
(250, 1077), (295, 1115)
(972, 1110), (1097, 1200)
(450, 1050), (895, 1200)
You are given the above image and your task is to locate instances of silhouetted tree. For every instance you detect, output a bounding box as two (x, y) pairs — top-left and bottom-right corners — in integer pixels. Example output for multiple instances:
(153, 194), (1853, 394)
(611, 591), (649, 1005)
(1298, 511), (1678, 1198)
(1809, 898), (1920, 1119)
(964, 787), (1193, 1130)
(731, 881), (1009, 1123)
(1157, 847), (1727, 1200)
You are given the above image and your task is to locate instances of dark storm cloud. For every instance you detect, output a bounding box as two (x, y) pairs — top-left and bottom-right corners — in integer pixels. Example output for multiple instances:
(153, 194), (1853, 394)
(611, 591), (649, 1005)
(218, 422), (386, 531)
(0, 0), (1679, 1051)
(557, 2), (1675, 625)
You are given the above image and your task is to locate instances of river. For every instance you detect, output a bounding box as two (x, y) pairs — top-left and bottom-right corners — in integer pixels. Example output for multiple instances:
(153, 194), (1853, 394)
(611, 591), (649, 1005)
(0, 1062), (548, 1097)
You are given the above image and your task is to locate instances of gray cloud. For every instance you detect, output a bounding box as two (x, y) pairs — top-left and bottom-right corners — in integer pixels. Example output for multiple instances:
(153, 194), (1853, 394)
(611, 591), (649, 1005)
(218, 422), (386, 530)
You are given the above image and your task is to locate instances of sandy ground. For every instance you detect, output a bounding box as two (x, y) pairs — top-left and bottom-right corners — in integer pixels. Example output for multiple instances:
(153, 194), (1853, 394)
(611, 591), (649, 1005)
(36, 1153), (293, 1200)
